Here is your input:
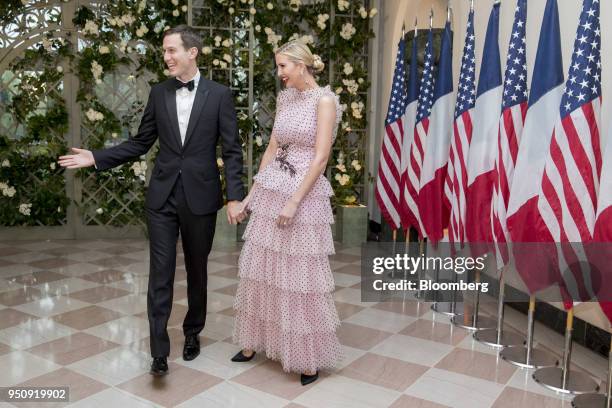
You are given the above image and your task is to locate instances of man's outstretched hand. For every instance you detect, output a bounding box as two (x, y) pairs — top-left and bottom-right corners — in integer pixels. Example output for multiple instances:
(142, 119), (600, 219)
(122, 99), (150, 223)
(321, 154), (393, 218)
(58, 148), (95, 169)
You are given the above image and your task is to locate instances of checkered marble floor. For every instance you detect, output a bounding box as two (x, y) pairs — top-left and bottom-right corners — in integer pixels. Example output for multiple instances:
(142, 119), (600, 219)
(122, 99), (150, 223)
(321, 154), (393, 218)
(0, 239), (608, 407)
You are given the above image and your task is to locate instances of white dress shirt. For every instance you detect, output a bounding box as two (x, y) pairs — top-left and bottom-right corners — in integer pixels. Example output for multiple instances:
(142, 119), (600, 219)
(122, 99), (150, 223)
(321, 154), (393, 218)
(176, 71), (200, 145)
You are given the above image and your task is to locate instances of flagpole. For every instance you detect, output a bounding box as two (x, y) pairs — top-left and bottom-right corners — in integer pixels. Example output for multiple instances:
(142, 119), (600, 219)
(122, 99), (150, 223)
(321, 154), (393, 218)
(572, 335), (612, 407)
(451, 267), (496, 331)
(500, 295), (559, 369)
(474, 264), (525, 347)
(533, 307), (599, 394)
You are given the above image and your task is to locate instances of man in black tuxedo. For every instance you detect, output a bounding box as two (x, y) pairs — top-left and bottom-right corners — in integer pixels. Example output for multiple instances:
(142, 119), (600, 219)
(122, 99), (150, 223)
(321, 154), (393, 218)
(58, 25), (245, 376)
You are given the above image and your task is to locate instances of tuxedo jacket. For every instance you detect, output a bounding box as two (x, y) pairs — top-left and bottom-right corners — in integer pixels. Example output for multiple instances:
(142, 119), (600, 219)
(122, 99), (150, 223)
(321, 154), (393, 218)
(92, 75), (244, 215)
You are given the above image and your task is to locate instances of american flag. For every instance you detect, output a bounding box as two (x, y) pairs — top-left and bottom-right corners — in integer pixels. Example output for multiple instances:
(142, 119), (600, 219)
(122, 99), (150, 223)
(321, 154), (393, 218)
(406, 28), (435, 239)
(399, 29), (420, 232)
(537, 0), (602, 306)
(446, 8), (475, 246)
(491, 0), (528, 266)
(375, 37), (408, 230)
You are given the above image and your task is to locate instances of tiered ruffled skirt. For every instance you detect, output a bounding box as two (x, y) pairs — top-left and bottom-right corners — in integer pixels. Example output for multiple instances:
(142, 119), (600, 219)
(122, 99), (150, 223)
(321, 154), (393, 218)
(232, 163), (342, 373)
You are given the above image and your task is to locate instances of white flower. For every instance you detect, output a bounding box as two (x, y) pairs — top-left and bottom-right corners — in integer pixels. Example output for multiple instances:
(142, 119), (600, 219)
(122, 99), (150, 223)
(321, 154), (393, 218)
(264, 27), (272, 35)
(266, 2), (273, 9)
(0, 181), (7, 190)
(5, 186), (16, 198)
(202, 46), (212, 55)
(99, 45), (110, 54)
(255, 136), (263, 146)
(96, 208), (104, 214)
(222, 39), (230, 47)
(1, 159), (9, 167)
(111, 132), (118, 138)
(219, 61), (228, 69)
(334, 173), (342, 181)
(172, 9), (179, 16)
(228, 7), (234, 14)
(337, 0), (349, 11)
(163, 69), (170, 76)
(342, 78), (358, 95)
(171, 0), (178, 5)
(19, 203), (32, 216)
(213, 59), (219, 66)
(83, 20), (99, 36)
(57, 206), (62, 213)
(91, 60), (103, 80)
(335, 87), (343, 95)
(56, 66), (63, 73)
(249, 7), (256, 15)
(351, 159), (361, 171)
(358, 77), (364, 84)
(255, 25), (261, 32)
(138, 0), (146, 12)
(223, 53), (232, 63)
(343, 62), (353, 76)
(154, 20), (166, 33)
(50, 162), (56, 170)
(359, 6), (368, 19)
(181, 5), (187, 12)
(339, 174), (350, 186)
(337, 151), (345, 164)
(289, 0), (301, 11)
(86, 108), (104, 122)
(217, 158), (224, 167)
(300, 35), (314, 45)
(340, 22), (356, 40)
(317, 13), (330, 30)
(370, 8), (378, 18)
(244, 20), (252, 28)
(336, 163), (346, 173)
(121, 13), (135, 25)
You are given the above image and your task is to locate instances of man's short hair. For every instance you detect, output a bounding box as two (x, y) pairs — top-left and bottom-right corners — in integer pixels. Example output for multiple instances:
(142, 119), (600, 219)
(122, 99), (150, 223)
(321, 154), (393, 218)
(163, 25), (202, 54)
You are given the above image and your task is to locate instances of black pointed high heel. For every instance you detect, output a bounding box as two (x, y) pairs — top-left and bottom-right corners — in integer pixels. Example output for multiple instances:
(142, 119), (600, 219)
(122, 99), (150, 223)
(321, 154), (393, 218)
(300, 371), (319, 386)
(231, 350), (256, 362)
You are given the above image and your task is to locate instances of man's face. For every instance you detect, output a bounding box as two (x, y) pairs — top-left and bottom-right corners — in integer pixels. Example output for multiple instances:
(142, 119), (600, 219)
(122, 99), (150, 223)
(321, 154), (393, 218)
(163, 33), (196, 78)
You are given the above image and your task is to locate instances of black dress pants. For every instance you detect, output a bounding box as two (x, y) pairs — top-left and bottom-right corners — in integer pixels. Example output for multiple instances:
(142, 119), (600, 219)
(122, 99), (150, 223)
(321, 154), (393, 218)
(145, 175), (217, 358)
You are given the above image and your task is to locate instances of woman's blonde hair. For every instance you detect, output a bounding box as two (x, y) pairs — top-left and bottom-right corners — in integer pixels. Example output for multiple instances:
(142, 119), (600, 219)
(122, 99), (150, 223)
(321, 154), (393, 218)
(275, 40), (325, 74)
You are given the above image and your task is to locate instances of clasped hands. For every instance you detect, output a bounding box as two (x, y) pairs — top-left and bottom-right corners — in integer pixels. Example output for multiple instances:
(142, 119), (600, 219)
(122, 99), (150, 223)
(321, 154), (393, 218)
(226, 196), (299, 227)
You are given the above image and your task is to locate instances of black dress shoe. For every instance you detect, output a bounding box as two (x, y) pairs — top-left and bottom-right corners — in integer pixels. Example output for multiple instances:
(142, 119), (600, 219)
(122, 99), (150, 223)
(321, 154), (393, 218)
(300, 371), (318, 386)
(230, 350), (256, 362)
(183, 335), (200, 361)
(150, 357), (168, 376)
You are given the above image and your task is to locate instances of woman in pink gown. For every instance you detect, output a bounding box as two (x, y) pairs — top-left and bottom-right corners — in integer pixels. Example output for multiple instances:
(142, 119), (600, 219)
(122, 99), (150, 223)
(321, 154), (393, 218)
(230, 40), (343, 385)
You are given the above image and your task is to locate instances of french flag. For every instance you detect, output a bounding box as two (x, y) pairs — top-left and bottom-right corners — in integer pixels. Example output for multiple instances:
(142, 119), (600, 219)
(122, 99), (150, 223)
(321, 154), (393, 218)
(465, 1), (502, 250)
(507, 0), (564, 245)
(419, 18), (453, 244)
(506, 0), (565, 295)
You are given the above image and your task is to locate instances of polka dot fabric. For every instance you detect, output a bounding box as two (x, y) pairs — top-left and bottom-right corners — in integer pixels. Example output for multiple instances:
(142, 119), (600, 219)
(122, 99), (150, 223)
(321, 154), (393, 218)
(232, 85), (343, 374)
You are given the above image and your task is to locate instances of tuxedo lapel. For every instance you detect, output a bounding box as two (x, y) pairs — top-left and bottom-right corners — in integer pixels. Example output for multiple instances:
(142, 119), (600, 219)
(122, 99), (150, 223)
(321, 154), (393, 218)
(183, 80), (210, 149)
(164, 85), (183, 149)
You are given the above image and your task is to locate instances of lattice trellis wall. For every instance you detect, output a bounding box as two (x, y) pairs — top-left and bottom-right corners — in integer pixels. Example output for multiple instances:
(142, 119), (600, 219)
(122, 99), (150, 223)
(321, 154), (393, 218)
(0, 0), (375, 240)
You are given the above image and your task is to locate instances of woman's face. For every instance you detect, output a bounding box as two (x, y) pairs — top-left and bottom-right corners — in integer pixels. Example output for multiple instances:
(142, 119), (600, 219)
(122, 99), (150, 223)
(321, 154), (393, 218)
(275, 53), (303, 89)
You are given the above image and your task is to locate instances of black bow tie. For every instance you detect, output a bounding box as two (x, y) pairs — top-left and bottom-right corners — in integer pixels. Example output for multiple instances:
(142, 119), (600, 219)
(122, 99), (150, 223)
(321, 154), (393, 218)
(175, 79), (195, 91)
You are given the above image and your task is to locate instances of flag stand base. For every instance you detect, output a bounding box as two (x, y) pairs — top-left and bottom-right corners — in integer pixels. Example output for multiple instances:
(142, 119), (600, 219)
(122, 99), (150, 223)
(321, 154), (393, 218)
(534, 367), (599, 395)
(571, 337), (612, 406)
(474, 268), (525, 347)
(431, 301), (464, 316)
(501, 346), (559, 369)
(474, 329), (525, 348)
(500, 295), (558, 369)
(533, 309), (599, 395)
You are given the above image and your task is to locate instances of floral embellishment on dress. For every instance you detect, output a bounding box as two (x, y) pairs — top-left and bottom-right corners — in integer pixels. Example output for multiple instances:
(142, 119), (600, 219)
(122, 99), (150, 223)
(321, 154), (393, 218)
(275, 143), (297, 177)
